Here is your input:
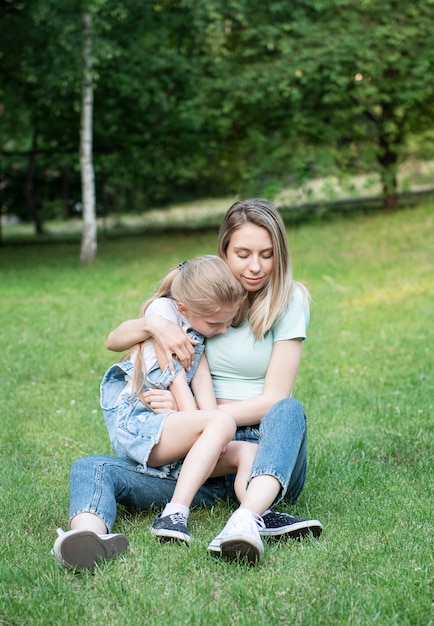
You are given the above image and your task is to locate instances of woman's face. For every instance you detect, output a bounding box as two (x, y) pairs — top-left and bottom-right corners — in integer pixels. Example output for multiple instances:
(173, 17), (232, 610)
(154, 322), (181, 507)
(225, 223), (274, 293)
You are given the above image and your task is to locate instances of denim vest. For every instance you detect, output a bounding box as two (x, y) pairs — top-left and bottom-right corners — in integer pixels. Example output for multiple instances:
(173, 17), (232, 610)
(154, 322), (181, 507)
(100, 330), (205, 478)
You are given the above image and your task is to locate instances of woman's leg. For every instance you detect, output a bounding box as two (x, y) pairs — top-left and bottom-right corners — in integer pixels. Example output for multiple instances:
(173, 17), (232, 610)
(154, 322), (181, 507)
(55, 454), (158, 570)
(70, 513), (107, 534)
(54, 454), (227, 569)
(247, 397), (307, 507)
(213, 399), (319, 563)
(210, 441), (258, 503)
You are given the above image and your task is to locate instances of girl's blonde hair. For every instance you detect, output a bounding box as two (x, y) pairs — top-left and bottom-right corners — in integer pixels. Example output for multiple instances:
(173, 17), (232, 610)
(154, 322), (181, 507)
(141, 254), (245, 318)
(124, 255), (245, 401)
(218, 198), (309, 340)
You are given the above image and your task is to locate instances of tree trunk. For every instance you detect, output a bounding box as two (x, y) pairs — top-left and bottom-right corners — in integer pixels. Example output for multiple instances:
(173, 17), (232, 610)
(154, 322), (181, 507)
(79, 12), (97, 264)
(60, 166), (71, 220)
(0, 153), (3, 245)
(24, 132), (45, 235)
(377, 105), (401, 210)
(378, 137), (399, 210)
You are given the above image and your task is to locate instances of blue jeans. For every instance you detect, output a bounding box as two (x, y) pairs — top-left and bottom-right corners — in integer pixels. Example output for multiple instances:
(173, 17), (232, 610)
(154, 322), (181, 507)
(69, 398), (307, 532)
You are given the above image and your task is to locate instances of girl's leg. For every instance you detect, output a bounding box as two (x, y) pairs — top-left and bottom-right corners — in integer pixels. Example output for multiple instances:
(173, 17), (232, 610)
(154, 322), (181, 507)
(148, 409), (236, 508)
(149, 409), (236, 543)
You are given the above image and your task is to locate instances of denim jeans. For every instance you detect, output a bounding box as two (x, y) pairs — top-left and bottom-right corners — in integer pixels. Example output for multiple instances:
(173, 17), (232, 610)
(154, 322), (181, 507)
(69, 398), (307, 532)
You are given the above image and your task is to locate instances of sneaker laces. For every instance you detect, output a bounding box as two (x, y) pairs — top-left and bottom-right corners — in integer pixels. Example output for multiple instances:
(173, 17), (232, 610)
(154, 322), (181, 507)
(222, 509), (265, 535)
(165, 512), (187, 526)
(263, 511), (300, 525)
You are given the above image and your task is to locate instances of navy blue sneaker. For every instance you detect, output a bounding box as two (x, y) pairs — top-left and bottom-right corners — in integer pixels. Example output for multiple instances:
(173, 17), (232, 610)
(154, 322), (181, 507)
(150, 512), (191, 544)
(261, 511), (322, 540)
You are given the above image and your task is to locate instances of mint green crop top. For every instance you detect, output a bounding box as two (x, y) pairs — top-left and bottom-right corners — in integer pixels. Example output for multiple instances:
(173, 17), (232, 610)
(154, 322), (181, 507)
(205, 284), (310, 400)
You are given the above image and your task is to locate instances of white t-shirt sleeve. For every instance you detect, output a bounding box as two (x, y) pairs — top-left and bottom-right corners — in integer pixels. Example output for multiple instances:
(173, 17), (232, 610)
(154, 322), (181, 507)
(145, 298), (182, 325)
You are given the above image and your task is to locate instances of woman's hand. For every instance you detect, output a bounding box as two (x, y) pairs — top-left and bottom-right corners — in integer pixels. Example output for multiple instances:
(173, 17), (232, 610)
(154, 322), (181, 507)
(146, 315), (197, 371)
(106, 314), (197, 371)
(142, 389), (177, 413)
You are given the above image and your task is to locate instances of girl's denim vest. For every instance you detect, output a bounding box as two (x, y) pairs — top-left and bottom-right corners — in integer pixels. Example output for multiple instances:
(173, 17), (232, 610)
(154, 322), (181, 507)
(100, 330), (205, 479)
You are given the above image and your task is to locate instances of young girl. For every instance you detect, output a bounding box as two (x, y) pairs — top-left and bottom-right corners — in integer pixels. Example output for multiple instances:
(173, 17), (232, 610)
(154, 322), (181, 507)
(101, 256), (256, 545)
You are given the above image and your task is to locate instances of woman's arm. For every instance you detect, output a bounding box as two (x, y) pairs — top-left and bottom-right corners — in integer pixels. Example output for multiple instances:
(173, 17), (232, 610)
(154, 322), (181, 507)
(217, 339), (304, 426)
(106, 318), (150, 352)
(106, 314), (196, 371)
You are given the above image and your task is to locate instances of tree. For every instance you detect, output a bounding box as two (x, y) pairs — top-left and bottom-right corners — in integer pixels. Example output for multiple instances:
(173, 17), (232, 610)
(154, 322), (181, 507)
(79, 12), (96, 263)
(2, 0), (433, 229)
(0, 0), (82, 234)
(187, 0), (434, 208)
(289, 0), (434, 208)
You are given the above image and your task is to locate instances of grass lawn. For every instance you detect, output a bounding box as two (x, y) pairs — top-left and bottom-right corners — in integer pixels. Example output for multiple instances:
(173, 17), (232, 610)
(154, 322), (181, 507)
(0, 202), (433, 625)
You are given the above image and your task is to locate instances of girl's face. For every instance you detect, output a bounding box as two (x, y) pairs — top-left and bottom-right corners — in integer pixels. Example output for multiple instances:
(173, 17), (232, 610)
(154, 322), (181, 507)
(178, 303), (240, 337)
(225, 223), (274, 293)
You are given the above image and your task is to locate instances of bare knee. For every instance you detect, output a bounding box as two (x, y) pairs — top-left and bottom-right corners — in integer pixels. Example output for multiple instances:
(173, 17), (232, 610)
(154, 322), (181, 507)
(207, 410), (237, 442)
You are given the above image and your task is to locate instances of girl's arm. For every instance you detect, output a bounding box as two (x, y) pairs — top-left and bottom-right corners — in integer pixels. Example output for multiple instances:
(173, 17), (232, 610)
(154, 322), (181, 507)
(141, 354), (218, 413)
(106, 315), (196, 371)
(217, 338), (304, 426)
(153, 340), (196, 412)
(167, 370), (197, 412)
(141, 388), (177, 414)
(191, 354), (218, 410)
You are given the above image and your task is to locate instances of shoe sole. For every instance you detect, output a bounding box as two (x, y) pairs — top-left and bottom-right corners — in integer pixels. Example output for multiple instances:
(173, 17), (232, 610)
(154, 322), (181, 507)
(207, 544), (220, 556)
(260, 519), (323, 540)
(220, 537), (263, 564)
(53, 530), (129, 570)
(150, 529), (191, 544)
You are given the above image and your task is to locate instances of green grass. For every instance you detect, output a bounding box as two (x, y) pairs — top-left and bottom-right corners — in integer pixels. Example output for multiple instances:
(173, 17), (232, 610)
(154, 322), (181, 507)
(0, 203), (433, 626)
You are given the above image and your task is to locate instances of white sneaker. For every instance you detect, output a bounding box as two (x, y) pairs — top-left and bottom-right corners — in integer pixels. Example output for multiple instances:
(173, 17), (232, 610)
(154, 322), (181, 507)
(207, 533), (222, 556)
(213, 509), (265, 564)
(52, 528), (129, 570)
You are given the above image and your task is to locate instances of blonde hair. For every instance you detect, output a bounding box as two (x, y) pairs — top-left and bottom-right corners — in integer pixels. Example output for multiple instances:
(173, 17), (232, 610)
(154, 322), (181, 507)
(141, 254), (245, 318)
(218, 198), (308, 340)
(124, 255), (245, 401)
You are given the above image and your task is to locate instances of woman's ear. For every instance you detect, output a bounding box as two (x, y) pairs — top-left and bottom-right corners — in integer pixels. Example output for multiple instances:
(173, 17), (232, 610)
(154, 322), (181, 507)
(177, 302), (188, 316)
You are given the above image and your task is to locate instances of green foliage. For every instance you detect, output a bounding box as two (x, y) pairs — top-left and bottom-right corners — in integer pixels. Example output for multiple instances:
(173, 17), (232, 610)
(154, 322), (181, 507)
(288, 0), (434, 201)
(0, 202), (433, 625)
(1, 0), (434, 225)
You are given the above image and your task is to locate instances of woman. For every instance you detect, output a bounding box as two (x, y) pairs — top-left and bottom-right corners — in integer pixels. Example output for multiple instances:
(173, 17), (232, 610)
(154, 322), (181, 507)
(53, 199), (322, 569)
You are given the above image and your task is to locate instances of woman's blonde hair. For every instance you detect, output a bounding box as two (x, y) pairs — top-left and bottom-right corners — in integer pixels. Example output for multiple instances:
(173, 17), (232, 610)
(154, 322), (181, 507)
(124, 255), (245, 400)
(218, 198), (308, 340)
